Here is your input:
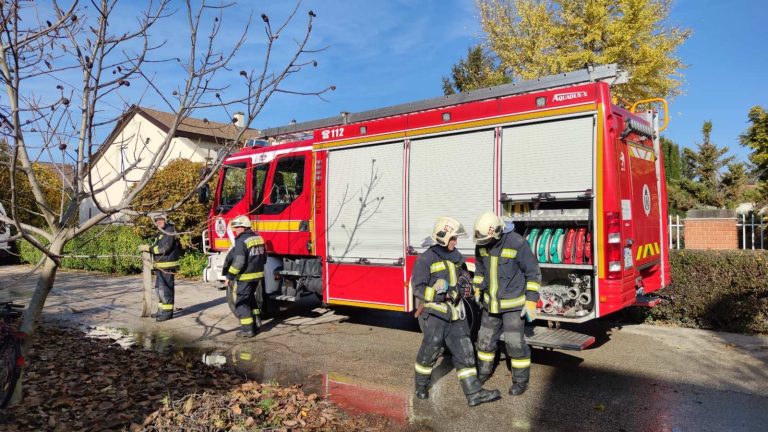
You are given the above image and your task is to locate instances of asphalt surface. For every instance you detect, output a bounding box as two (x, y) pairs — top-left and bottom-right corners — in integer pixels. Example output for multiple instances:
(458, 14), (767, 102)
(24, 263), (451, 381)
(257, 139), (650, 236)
(1, 264), (767, 431)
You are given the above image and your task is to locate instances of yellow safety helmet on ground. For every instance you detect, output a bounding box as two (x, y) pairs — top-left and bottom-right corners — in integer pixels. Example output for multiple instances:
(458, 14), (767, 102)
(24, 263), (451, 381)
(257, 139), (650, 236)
(230, 215), (252, 229)
(473, 211), (504, 245)
(431, 216), (467, 247)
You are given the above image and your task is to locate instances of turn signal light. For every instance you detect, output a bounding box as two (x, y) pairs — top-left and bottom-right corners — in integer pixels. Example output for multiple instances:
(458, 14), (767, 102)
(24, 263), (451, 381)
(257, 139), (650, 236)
(605, 212), (622, 279)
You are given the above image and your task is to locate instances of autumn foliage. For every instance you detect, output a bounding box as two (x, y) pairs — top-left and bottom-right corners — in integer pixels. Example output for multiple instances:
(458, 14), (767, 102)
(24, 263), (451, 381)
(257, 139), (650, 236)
(131, 158), (215, 248)
(476, 0), (690, 103)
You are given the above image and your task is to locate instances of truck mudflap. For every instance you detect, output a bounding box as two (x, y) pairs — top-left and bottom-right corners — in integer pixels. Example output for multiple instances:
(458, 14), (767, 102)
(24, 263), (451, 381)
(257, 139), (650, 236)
(522, 326), (595, 351)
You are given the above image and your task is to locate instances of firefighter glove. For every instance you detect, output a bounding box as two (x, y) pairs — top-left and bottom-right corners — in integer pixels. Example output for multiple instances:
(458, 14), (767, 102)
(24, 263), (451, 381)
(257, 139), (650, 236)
(521, 300), (537, 322)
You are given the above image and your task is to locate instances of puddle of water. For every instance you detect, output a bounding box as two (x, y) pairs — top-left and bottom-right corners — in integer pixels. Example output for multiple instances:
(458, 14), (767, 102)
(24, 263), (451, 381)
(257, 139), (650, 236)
(82, 325), (410, 424)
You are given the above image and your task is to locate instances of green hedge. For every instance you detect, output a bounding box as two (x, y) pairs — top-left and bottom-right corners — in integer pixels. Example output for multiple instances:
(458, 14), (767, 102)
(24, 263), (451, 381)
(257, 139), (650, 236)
(19, 226), (144, 274)
(178, 250), (208, 278)
(19, 225), (209, 278)
(625, 250), (768, 334)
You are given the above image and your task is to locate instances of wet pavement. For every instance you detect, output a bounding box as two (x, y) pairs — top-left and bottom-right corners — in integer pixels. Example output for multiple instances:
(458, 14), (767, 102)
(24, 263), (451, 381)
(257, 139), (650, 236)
(2, 264), (767, 431)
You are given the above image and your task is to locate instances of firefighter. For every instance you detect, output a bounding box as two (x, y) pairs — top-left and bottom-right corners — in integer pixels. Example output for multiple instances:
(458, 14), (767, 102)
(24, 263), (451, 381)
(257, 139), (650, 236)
(412, 216), (502, 407)
(150, 213), (180, 322)
(223, 215), (267, 338)
(472, 211), (541, 396)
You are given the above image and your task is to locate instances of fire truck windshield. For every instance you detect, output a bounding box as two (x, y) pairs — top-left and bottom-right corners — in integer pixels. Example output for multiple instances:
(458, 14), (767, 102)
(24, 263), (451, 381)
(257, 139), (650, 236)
(217, 163), (247, 212)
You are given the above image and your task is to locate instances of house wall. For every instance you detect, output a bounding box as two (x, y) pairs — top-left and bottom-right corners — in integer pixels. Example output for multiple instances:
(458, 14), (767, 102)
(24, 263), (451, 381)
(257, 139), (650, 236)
(79, 113), (222, 224)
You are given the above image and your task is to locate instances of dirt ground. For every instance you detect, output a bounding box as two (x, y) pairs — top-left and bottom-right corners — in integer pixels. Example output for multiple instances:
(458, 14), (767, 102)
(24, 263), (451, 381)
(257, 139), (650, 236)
(0, 324), (421, 431)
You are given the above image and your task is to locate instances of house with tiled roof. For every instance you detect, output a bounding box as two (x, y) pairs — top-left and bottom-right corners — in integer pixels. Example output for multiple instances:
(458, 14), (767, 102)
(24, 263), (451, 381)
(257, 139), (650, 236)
(80, 106), (259, 223)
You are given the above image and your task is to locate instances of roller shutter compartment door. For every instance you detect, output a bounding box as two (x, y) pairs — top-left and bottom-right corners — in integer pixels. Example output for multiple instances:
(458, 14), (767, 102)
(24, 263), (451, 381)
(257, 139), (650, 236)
(326, 143), (404, 262)
(408, 130), (495, 254)
(502, 116), (595, 199)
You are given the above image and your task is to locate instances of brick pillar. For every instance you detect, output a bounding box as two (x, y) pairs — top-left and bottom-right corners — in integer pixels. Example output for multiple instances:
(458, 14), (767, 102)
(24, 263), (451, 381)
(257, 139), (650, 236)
(683, 209), (738, 250)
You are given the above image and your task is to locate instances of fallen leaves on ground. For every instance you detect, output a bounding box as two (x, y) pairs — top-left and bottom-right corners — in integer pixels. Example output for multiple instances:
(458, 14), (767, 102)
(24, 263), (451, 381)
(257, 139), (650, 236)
(0, 325), (411, 431)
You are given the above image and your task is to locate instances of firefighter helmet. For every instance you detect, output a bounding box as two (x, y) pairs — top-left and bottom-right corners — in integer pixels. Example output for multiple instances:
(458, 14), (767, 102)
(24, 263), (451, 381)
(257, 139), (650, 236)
(473, 211), (504, 245)
(431, 216), (467, 247)
(151, 212), (168, 222)
(230, 215), (252, 229)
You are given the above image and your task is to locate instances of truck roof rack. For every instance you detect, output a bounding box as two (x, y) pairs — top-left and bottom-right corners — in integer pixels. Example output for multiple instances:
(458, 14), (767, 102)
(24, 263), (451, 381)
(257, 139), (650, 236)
(258, 64), (627, 139)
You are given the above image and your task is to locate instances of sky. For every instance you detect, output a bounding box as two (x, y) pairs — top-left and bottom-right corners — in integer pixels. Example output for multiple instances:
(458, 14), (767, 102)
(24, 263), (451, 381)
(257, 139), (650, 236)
(23, 0), (766, 164)
(236, 0), (767, 163)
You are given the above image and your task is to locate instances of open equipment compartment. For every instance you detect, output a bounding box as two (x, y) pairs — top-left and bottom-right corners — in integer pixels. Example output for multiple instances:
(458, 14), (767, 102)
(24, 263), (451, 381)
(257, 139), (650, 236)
(502, 193), (596, 322)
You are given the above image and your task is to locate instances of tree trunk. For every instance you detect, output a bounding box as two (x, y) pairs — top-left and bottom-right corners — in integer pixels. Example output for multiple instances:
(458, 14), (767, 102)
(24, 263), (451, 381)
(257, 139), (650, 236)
(12, 242), (63, 406)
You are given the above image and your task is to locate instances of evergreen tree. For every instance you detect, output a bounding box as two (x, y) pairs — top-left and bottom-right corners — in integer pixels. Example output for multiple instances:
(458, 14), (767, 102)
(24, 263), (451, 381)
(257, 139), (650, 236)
(739, 106), (768, 204)
(442, 45), (511, 95)
(721, 162), (749, 208)
(661, 136), (682, 181)
(682, 121), (734, 208)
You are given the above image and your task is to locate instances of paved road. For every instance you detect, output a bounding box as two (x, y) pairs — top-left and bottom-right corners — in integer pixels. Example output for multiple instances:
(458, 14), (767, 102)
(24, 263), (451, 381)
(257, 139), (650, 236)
(2, 265), (767, 431)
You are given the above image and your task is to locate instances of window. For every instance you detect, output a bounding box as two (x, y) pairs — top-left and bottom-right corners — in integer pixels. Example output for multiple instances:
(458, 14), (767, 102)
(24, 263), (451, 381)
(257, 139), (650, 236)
(251, 163), (270, 209)
(271, 156), (304, 205)
(217, 163), (247, 211)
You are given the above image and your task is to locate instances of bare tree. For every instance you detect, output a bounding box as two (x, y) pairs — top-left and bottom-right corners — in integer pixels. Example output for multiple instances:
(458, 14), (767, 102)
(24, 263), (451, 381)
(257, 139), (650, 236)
(0, 0), (330, 389)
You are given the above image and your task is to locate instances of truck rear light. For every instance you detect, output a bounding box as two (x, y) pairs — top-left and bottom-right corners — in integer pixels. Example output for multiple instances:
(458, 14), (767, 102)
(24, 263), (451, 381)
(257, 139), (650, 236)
(605, 212), (622, 279)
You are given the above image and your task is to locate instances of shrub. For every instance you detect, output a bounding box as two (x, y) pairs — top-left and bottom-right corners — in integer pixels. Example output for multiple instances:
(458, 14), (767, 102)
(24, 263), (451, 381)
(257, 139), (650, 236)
(131, 158), (215, 249)
(178, 249), (208, 278)
(622, 250), (768, 334)
(19, 225), (144, 274)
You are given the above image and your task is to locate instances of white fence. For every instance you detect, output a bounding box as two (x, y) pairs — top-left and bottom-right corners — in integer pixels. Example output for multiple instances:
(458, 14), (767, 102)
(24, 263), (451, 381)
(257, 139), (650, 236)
(667, 214), (767, 250)
(738, 213), (767, 250)
(668, 215), (683, 250)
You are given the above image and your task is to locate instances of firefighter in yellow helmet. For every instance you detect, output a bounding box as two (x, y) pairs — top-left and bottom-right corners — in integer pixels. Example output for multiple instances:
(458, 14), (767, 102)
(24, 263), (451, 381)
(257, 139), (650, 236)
(411, 216), (502, 407)
(472, 211), (541, 396)
(222, 215), (267, 337)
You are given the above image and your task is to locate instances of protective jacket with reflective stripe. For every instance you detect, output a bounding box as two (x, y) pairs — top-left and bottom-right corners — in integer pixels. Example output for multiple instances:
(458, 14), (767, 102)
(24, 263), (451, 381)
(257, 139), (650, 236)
(411, 245), (464, 321)
(473, 231), (541, 314)
(151, 223), (180, 270)
(223, 229), (266, 282)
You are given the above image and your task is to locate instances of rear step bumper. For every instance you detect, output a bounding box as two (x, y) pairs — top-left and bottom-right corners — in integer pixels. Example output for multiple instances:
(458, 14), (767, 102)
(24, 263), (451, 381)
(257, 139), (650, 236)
(520, 326), (596, 351)
(633, 294), (662, 307)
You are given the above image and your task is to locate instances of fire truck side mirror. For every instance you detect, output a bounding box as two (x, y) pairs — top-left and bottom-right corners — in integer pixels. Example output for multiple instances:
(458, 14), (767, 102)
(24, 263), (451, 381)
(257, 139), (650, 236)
(198, 184), (210, 204)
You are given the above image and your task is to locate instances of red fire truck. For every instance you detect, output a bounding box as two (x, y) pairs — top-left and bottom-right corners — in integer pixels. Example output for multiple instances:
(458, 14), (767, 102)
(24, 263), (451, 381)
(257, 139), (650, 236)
(201, 64), (670, 350)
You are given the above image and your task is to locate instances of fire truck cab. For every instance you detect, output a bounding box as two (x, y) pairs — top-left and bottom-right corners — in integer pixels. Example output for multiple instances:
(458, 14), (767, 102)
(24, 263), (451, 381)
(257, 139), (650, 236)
(202, 64), (670, 350)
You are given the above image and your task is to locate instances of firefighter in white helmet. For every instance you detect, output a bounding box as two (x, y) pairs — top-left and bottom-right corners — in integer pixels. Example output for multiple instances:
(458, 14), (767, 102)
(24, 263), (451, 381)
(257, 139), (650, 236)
(222, 215), (267, 337)
(149, 212), (180, 322)
(411, 216), (502, 407)
(472, 211), (541, 396)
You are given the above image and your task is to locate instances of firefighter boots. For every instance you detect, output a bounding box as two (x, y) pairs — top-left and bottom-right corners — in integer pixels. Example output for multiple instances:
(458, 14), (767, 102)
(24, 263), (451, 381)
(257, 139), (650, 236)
(478, 374), (490, 384)
(509, 382), (528, 396)
(155, 313), (173, 322)
(253, 314), (262, 330)
(466, 388), (502, 407)
(236, 324), (256, 338)
(415, 387), (429, 400)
